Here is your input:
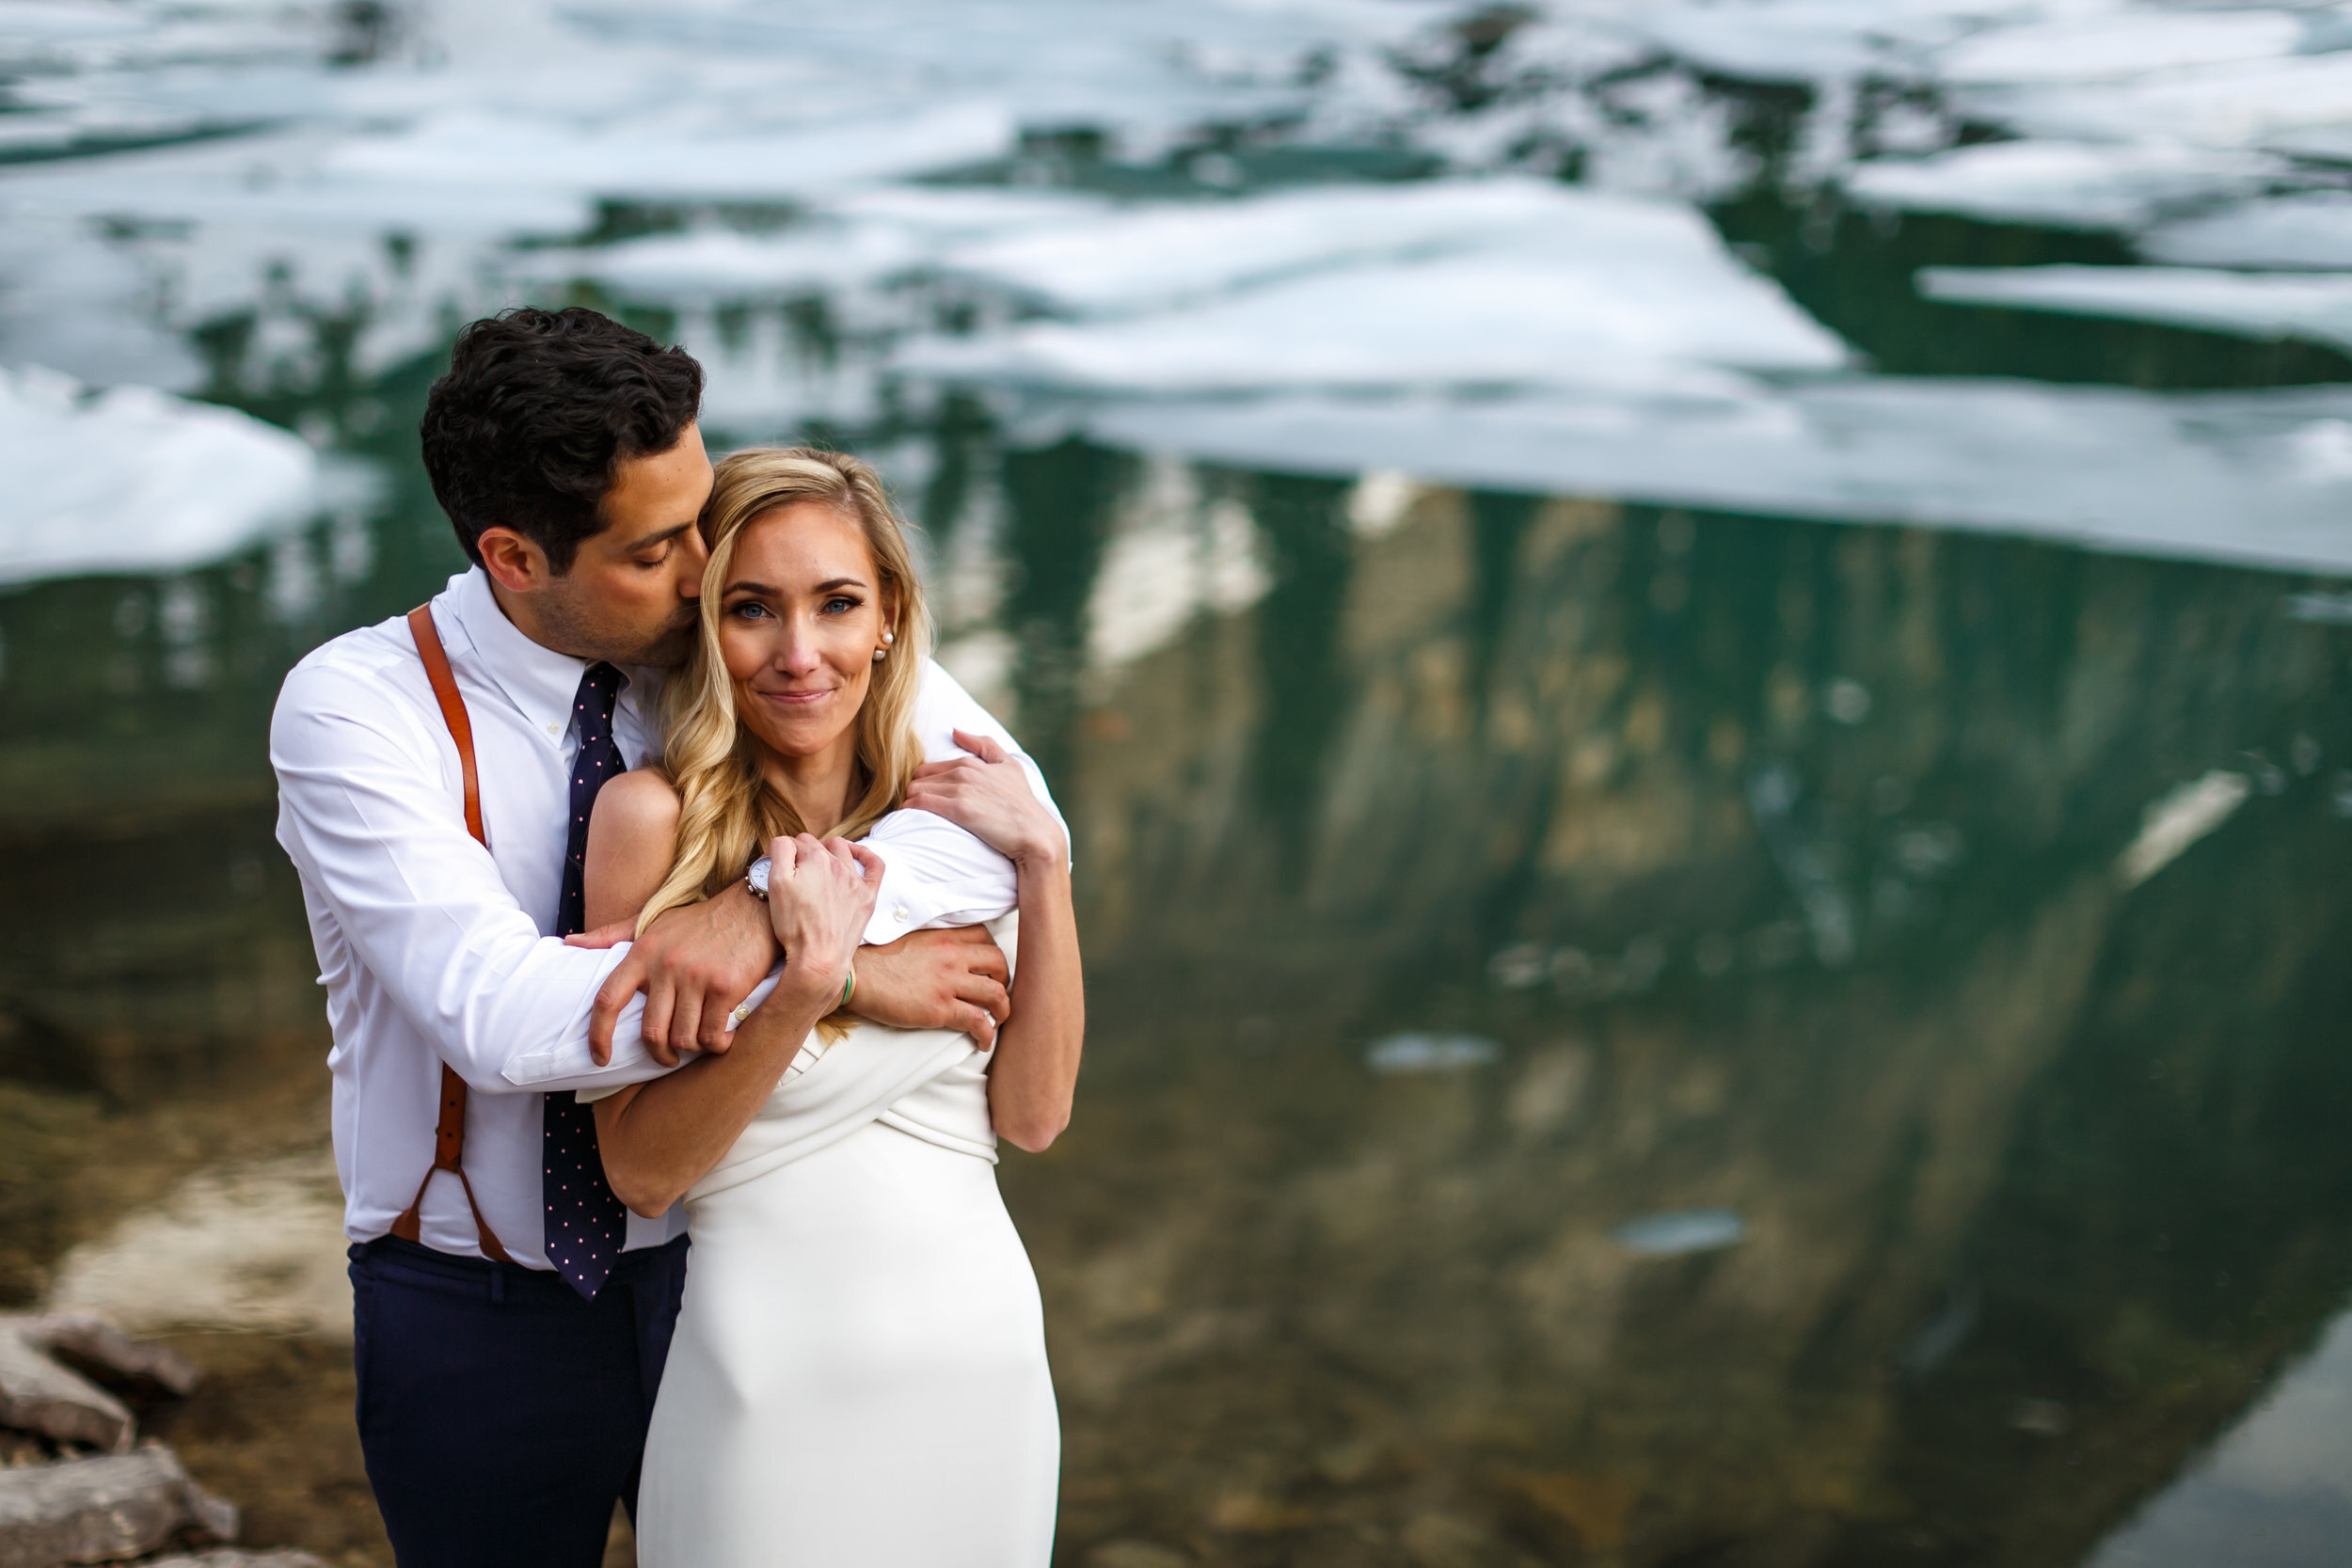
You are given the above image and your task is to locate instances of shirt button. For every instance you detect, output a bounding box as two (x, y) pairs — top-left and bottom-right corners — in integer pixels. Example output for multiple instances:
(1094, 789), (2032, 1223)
(546, 721), (559, 736)
(893, 905), (910, 923)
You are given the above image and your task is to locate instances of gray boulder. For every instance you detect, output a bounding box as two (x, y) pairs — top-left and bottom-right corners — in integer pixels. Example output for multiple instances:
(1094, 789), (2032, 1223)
(0, 1316), (199, 1452)
(0, 1448), (235, 1568)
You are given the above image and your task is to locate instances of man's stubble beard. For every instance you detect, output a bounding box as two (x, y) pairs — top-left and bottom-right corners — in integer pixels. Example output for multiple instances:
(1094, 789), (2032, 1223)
(630, 612), (700, 670)
(535, 583), (699, 670)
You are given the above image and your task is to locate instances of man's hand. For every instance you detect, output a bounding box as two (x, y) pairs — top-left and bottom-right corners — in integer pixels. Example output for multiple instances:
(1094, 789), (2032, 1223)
(850, 926), (1010, 1048)
(573, 881), (780, 1067)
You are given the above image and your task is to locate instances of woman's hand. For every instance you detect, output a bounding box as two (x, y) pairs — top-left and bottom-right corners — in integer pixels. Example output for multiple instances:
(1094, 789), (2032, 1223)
(762, 833), (883, 1008)
(904, 730), (1067, 871)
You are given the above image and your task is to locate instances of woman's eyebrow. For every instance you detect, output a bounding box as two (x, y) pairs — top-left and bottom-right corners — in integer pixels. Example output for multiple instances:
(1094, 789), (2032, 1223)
(723, 575), (868, 596)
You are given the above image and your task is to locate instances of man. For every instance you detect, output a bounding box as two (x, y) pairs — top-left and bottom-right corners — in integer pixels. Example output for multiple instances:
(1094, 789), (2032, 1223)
(271, 308), (1053, 1566)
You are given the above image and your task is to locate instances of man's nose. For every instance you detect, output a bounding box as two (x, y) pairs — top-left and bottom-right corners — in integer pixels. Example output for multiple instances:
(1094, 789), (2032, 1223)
(676, 530), (708, 596)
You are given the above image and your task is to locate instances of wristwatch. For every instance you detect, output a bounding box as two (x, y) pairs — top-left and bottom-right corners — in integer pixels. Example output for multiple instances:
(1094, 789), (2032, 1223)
(745, 855), (771, 901)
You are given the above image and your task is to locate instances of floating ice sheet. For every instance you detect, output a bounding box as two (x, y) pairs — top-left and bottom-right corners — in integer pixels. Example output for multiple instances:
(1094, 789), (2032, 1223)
(905, 181), (1848, 393)
(1843, 140), (2290, 230)
(326, 101), (1017, 204)
(1076, 377), (2352, 576)
(904, 258), (1838, 395)
(1618, 0), (1967, 83)
(1919, 264), (2352, 353)
(0, 0), (1439, 393)
(937, 178), (1790, 319)
(554, 0), (1437, 150)
(0, 364), (327, 585)
(1934, 10), (2305, 87)
(9, 0), (2351, 590)
(1956, 49), (2352, 153)
(520, 188), (1112, 303)
(2142, 191), (2352, 270)
(0, 128), (593, 391)
(941, 180), (1565, 314)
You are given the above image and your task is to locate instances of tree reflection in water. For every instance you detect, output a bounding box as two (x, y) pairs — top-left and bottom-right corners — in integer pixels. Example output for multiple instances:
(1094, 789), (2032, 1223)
(1012, 464), (2352, 1564)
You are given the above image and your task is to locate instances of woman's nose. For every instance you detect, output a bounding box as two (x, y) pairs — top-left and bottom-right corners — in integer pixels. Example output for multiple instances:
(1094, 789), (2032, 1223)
(774, 622), (824, 675)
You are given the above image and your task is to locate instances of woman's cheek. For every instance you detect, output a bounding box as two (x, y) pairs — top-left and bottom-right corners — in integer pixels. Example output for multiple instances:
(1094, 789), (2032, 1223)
(717, 625), (763, 682)
(830, 626), (873, 682)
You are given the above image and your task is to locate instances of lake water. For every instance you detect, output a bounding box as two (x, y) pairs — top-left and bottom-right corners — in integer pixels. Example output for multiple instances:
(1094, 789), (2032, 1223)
(4, 3), (2352, 1565)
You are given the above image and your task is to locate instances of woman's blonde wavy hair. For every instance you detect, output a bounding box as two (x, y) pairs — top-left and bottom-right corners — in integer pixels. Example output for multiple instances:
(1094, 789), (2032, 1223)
(633, 446), (931, 939)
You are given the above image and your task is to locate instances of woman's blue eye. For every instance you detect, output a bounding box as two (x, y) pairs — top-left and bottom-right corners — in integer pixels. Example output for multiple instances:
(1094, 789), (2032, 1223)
(729, 600), (771, 620)
(822, 595), (859, 615)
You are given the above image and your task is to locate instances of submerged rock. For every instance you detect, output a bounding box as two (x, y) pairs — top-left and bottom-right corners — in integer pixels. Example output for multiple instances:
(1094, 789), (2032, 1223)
(1613, 1209), (1746, 1258)
(1366, 1033), (1501, 1074)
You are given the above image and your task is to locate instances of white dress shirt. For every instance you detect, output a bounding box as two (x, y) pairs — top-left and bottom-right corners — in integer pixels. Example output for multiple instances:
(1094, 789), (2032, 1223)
(271, 566), (1063, 1268)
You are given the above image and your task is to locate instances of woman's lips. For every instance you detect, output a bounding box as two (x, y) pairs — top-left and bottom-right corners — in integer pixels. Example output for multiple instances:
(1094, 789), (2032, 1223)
(759, 687), (834, 706)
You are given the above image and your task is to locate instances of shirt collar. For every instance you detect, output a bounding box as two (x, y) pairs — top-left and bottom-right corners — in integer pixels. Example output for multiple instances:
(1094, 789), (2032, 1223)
(441, 566), (626, 743)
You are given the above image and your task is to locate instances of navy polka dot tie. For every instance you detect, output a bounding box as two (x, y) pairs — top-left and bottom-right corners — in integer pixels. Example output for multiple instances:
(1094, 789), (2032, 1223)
(546, 661), (630, 1299)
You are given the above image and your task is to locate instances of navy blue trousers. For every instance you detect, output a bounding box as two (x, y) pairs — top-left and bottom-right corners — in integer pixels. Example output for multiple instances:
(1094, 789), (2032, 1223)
(349, 1233), (690, 1568)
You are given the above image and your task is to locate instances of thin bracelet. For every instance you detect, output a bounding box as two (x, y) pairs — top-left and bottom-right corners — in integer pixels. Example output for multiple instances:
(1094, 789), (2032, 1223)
(838, 965), (856, 1011)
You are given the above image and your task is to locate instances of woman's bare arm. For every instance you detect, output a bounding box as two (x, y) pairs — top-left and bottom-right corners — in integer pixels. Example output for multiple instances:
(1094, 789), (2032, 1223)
(987, 855), (1082, 1152)
(581, 768), (683, 934)
(592, 834), (881, 1216)
(905, 730), (1084, 1153)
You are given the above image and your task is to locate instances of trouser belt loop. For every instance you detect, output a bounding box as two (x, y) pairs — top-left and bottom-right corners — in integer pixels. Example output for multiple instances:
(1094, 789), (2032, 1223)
(489, 1263), (506, 1307)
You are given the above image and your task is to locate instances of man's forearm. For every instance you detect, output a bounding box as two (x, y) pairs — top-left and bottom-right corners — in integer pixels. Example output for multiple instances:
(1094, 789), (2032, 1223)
(499, 974), (692, 1093)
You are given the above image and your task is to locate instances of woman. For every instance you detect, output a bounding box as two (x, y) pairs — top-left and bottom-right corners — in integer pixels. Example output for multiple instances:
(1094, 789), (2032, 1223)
(576, 448), (1080, 1566)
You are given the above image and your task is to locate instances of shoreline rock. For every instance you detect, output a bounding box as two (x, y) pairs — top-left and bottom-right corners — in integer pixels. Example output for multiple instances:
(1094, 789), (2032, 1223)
(0, 1447), (235, 1568)
(0, 1314), (321, 1568)
(0, 1317), (199, 1453)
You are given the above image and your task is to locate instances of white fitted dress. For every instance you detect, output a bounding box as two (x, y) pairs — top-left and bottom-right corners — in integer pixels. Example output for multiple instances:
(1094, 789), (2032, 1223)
(628, 916), (1059, 1568)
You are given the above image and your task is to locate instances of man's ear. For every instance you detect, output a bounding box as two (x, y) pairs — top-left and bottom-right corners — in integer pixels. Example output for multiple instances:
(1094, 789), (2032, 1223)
(476, 527), (549, 594)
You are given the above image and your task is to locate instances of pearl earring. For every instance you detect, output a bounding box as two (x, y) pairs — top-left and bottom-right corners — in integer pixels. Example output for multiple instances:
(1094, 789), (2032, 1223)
(873, 647), (887, 662)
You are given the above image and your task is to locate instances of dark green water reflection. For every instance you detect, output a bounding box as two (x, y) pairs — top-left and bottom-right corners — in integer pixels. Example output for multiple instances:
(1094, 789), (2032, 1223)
(6, 380), (2351, 1564)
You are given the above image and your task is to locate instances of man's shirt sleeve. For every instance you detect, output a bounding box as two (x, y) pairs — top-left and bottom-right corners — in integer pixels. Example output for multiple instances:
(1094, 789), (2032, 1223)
(272, 657), (671, 1097)
(860, 808), (1022, 943)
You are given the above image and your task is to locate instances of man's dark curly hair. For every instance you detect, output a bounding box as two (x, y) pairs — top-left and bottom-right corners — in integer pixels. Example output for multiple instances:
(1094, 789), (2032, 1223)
(421, 307), (705, 574)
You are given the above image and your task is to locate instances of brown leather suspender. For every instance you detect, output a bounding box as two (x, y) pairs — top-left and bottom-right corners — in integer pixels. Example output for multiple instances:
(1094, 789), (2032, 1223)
(389, 604), (514, 1263)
